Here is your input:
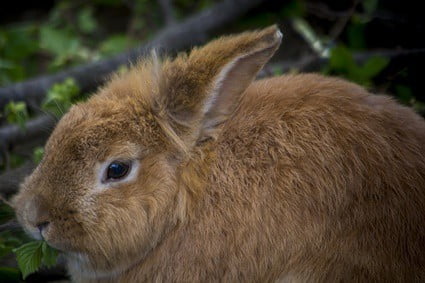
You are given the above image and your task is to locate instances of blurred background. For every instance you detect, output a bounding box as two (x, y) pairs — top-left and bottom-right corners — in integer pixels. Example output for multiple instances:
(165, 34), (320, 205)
(0, 0), (424, 281)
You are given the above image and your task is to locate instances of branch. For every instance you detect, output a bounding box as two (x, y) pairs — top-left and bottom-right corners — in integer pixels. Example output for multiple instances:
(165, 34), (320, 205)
(0, 0), (265, 111)
(259, 48), (425, 77)
(0, 114), (56, 150)
(0, 162), (35, 196)
(0, 220), (20, 232)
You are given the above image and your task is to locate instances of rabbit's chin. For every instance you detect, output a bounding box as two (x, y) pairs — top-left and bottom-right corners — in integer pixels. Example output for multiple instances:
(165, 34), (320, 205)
(66, 251), (136, 281)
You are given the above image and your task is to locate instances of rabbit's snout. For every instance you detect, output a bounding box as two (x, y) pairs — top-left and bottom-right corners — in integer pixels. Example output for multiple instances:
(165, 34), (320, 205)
(25, 195), (51, 236)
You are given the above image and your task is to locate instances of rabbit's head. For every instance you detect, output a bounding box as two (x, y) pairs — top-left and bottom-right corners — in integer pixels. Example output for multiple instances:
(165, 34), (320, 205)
(13, 25), (282, 275)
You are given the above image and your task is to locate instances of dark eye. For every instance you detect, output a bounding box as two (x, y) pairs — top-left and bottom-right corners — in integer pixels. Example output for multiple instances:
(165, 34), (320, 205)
(106, 161), (130, 180)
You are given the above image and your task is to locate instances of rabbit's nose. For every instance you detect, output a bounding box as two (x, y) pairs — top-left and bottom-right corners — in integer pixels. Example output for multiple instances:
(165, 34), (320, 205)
(36, 221), (50, 233)
(26, 195), (51, 230)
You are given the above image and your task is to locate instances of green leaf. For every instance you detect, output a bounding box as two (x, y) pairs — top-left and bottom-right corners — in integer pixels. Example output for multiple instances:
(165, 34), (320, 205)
(40, 26), (81, 56)
(41, 241), (58, 268)
(33, 147), (45, 164)
(395, 85), (424, 113)
(363, 0), (379, 15)
(280, 0), (306, 19)
(99, 35), (135, 56)
(347, 22), (366, 50)
(78, 7), (98, 34)
(8, 153), (26, 169)
(0, 24), (38, 85)
(0, 25), (38, 61)
(0, 243), (13, 258)
(396, 85), (413, 103)
(13, 241), (43, 279)
(0, 58), (16, 69)
(328, 45), (356, 72)
(12, 241), (59, 279)
(4, 101), (29, 130)
(272, 66), (283, 76)
(412, 100), (425, 114)
(43, 78), (80, 116)
(361, 56), (389, 78)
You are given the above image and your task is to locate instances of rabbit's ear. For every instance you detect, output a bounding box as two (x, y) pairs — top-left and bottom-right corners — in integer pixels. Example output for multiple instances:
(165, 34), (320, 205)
(156, 25), (282, 146)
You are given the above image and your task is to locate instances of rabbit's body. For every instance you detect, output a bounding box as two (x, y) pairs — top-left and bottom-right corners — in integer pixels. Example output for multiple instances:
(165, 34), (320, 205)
(13, 26), (425, 282)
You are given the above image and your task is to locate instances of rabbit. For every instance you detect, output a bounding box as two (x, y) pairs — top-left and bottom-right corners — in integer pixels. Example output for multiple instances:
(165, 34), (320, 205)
(12, 25), (425, 282)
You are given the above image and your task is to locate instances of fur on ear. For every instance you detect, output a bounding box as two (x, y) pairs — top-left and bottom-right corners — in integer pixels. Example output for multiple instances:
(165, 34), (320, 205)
(154, 25), (282, 150)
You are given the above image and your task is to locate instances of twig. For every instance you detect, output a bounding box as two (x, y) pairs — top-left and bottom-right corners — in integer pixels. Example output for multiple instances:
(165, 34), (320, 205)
(0, 0), (266, 111)
(0, 114), (56, 150)
(0, 162), (35, 196)
(0, 194), (14, 207)
(291, 18), (330, 58)
(269, 48), (425, 75)
(0, 220), (20, 232)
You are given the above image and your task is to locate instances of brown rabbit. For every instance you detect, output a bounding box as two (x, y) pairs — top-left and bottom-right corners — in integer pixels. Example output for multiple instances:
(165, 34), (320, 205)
(12, 25), (425, 282)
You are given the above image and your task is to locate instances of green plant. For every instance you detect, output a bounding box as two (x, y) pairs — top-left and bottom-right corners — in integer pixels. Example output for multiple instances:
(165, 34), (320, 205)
(32, 147), (45, 164)
(42, 78), (80, 116)
(323, 45), (389, 87)
(13, 241), (59, 280)
(4, 102), (29, 130)
(0, 25), (39, 85)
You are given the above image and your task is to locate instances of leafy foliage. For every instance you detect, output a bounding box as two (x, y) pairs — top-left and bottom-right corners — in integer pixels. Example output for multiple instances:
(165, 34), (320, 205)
(13, 242), (42, 279)
(324, 45), (389, 86)
(42, 78), (80, 116)
(4, 102), (29, 130)
(0, 25), (38, 85)
(77, 7), (98, 34)
(32, 147), (45, 164)
(13, 241), (58, 279)
(99, 35), (137, 56)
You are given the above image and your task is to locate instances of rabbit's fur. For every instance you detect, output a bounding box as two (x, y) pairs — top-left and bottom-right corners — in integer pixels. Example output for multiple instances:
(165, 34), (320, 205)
(13, 25), (425, 282)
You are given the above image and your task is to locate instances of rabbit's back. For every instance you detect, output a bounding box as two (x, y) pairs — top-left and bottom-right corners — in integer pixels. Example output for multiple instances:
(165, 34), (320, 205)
(202, 73), (425, 281)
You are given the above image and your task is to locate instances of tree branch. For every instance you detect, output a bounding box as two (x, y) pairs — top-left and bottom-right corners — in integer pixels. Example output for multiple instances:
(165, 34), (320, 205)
(0, 114), (56, 151)
(0, 162), (35, 196)
(0, 0), (266, 111)
(0, 220), (20, 232)
(259, 48), (425, 78)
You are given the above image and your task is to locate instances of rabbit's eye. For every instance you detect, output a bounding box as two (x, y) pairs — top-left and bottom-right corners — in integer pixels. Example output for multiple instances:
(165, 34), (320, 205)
(106, 161), (131, 180)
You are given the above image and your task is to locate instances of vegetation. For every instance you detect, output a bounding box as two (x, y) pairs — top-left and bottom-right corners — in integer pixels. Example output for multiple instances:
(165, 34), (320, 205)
(0, 0), (423, 281)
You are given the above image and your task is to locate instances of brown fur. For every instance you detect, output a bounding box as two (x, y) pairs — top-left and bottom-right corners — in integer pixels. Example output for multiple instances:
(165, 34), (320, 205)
(13, 25), (425, 282)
